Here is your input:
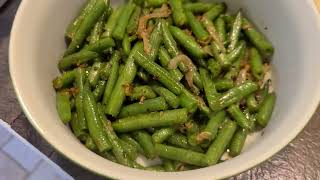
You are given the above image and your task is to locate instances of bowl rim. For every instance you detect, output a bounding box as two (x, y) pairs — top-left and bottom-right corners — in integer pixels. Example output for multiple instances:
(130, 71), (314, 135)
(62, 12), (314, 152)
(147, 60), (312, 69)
(9, 0), (320, 179)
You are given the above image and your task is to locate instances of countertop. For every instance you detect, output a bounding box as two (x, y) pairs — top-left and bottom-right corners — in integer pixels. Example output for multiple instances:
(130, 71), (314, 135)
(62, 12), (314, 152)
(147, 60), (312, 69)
(1, 0), (320, 179)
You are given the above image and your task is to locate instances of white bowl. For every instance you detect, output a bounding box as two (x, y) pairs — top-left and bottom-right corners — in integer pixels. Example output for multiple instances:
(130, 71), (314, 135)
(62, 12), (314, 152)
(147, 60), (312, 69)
(9, 0), (320, 179)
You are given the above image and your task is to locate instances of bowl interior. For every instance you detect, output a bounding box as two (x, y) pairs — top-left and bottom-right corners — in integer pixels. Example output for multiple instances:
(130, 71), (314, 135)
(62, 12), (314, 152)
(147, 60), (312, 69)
(9, 0), (320, 179)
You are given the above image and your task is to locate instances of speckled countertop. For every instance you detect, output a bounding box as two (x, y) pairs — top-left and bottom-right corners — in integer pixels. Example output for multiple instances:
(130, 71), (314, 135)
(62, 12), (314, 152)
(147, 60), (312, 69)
(1, 1), (320, 179)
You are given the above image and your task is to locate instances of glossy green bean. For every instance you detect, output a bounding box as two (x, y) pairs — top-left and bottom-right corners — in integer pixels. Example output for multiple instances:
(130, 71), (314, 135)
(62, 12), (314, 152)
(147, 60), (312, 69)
(53, 70), (76, 90)
(88, 11), (108, 44)
(151, 84), (180, 108)
(59, 51), (99, 70)
(119, 134), (145, 155)
(185, 10), (209, 42)
(247, 94), (259, 112)
(112, 1), (136, 40)
(227, 11), (242, 52)
(215, 16), (227, 45)
(93, 80), (106, 101)
(65, 0), (108, 55)
(250, 47), (264, 80)
(127, 6), (142, 35)
(155, 144), (207, 166)
(205, 119), (237, 165)
(119, 97), (168, 118)
(127, 85), (157, 101)
(149, 21), (163, 62)
(85, 135), (98, 151)
(207, 59), (222, 79)
(56, 91), (72, 123)
(226, 40), (246, 64)
(99, 62), (112, 80)
(88, 62), (104, 87)
(256, 93), (276, 127)
(169, 25), (206, 59)
(118, 139), (138, 160)
(242, 18), (274, 57)
(136, 68), (150, 82)
(184, 2), (215, 13)
(212, 82), (259, 111)
(112, 109), (188, 133)
(199, 68), (219, 111)
(152, 127), (176, 144)
(229, 128), (247, 157)
(82, 37), (115, 52)
(105, 43), (142, 117)
(203, 3), (226, 21)
(211, 41), (229, 68)
(163, 159), (175, 171)
(158, 47), (184, 81)
(103, 6), (124, 37)
(169, 0), (187, 26)
(227, 104), (254, 130)
(133, 130), (156, 159)
(161, 20), (179, 57)
(214, 79), (234, 91)
(102, 51), (121, 106)
(178, 93), (197, 113)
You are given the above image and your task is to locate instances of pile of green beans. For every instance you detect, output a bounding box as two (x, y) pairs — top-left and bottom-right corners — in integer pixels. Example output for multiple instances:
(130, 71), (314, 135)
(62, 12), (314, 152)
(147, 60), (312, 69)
(53, 0), (276, 172)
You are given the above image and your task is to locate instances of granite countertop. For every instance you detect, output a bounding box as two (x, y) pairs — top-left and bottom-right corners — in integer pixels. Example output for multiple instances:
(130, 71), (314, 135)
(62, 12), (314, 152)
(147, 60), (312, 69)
(1, 1), (320, 179)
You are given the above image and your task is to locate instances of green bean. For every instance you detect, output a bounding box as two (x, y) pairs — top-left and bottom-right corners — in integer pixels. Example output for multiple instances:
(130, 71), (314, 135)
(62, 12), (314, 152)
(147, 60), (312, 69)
(152, 127), (176, 143)
(99, 62), (112, 80)
(83, 87), (112, 152)
(65, 0), (97, 40)
(112, 109), (188, 133)
(214, 79), (234, 91)
(178, 93), (197, 113)
(169, 25), (206, 58)
(118, 139), (138, 160)
(105, 43), (142, 117)
(88, 62), (104, 87)
(226, 40), (246, 64)
(227, 104), (254, 130)
(229, 128), (247, 157)
(158, 47), (184, 81)
(215, 17), (227, 45)
(211, 41), (229, 68)
(149, 21), (163, 62)
(119, 97), (168, 118)
(256, 93), (276, 127)
(155, 144), (207, 166)
(212, 82), (259, 111)
(112, 1), (136, 40)
(53, 70), (76, 90)
(74, 95), (88, 137)
(161, 20), (179, 57)
(205, 119), (237, 165)
(65, 0), (108, 56)
(207, 59), (221, 79)
(163, 159), (175, 171)
(59, 51), (99, 70)
(82, 37), (116, 52)
(75, 68), (86, 90)
(250, 47), (264, 80)
(100, 151), (118, 162)
(224, 45), (247, 80)
(127, 85), (157, 101)
(93, 80), (106, 101)
(122, 34), (132, 56)
(102, 51), (121, 106)
(145, 0), (167, 7)
(103, 6), (124, 38)
(247, 94), (259, 112)
(242, 18), (274, 57)
(169, 0), (187, 26)
(132, 130), (156, 159)
(133, 49), (183, 95)
(56, 91), (72, 123)
(85, 135), (98, 151)
(127, 6), (141, 35)
(185, 10), (209, 42)
(137, 68), (150, 82)
(227, 11), (242, 52)
(167, 133), (188, 148)
(88, 11), (108, 44)
(70, 112), (87, 142)
(151, 84), (180, 108)
(199, 68), (219, 111)
(119, 134), (145, 155)
(184, 2), (215, 13)
(203, 3), (226, 21)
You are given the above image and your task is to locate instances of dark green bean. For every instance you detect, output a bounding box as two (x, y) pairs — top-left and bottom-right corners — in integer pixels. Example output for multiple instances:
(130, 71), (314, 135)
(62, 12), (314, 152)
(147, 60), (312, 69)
(82, 37), (115, 52)
(207, 58), (222, 79)
(256, 92), (276, 127)
(112, 109), (188, 133)
(103, 6), (124, 38)
(64, 0), (108, 56)
(127, 6), (142, 35)
(136, 68), (150, 82)
(151, 84), (180, 108)
(53, 70), (76, 90)
(205, 119), (237, 165)
(152, 127), (176, 144)
(56, 91), (72, 123)
(59, 51), (99, 70)
(155, 144), (207, 166)
(112, 1), (136, 40)
(229, 128), (247, 157)
(119, 97), (168, 118)
(178, 93), (197, 113)
(185, 10), (209, 42)
(227, 104), (254, 130)
(250, 47), (264, 80)
(169, 0), (187, 26)
(169, 25), (206, 59)
(133, 130), (156, 159)
(102, 51), (121, 106)
(199, 68), (219, 111)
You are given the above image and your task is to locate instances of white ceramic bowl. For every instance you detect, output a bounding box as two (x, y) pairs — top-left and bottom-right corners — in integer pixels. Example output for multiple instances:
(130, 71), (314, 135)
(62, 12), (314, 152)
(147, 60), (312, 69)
(9, 0), (320, 179)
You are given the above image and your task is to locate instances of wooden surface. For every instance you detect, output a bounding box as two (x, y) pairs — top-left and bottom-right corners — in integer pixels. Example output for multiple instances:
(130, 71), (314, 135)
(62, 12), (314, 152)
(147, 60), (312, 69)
(1, 1), (320, 179)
